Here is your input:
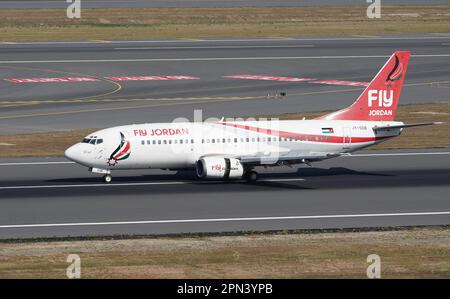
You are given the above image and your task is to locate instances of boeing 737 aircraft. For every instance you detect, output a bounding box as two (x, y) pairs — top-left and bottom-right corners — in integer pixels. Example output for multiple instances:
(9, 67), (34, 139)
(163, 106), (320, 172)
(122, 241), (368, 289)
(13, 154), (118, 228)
(65, 51), (439, 183)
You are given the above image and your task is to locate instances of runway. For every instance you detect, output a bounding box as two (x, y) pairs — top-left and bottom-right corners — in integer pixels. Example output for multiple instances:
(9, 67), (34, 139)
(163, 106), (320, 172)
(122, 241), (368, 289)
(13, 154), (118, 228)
(0, 149), (449, 239)
(1, 34), (450, 134)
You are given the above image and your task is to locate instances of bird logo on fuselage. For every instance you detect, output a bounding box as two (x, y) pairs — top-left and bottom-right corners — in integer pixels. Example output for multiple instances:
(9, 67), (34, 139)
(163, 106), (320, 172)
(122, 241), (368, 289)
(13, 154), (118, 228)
(107, 132), (131, 166)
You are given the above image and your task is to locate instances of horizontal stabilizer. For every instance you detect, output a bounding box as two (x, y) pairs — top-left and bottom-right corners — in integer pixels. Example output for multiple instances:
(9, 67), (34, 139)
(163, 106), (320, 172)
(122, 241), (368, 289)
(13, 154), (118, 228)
(373, 122), (444, 132)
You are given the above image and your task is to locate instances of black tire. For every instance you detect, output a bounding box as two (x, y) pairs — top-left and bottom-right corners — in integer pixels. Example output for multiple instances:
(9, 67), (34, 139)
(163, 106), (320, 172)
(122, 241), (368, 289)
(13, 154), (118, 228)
(103, 174), (112, 183)
(245, 171), (258, 182)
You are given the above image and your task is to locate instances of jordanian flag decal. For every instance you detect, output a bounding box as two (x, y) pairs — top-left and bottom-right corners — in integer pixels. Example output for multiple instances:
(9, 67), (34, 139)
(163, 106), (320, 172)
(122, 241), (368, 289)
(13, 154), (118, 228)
(107, 132), (131, 166)
(321, 128), (334, 134)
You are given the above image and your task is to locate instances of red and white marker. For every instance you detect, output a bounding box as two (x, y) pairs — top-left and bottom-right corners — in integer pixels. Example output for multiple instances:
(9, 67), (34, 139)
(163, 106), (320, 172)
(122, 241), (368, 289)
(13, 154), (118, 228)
(308, 80), (369, 87)
(105, 76), (199, 81)
(223, 75), (315, 82)
(5, 77), (99, 83)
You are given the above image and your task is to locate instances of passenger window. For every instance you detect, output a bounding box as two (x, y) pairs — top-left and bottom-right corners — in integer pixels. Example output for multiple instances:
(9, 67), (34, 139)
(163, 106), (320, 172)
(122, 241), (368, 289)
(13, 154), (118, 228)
(212, 139), (215, 143)
(90, 139), (96, 144)
(234, 138), (238, 143)
(169, 140), (172, 144)
(191, 139), (194, 144)
(96, 139), (103, 144)
(158, 140), (161, 144)
(141, 140), (145, 145)
(152, 140), (156, 145)
(180, 140), (183, 144)
(147, 140), (150, 145)
(163, 140), (167, 144)
(246, 138), (249, 142)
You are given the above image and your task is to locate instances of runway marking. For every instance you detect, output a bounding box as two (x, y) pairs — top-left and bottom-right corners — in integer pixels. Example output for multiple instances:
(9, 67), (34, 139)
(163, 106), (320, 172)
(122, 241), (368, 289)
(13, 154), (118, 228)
(1, 36), (450, 46)
(0, 65), (123, 105)
(114, 45), (315, 50)
(309, 80), (370, 87)
(224, 76), (369, 86)
(0, 211), (449, 229)
(0, 161), (75, 166)
(348, 152), (450, 157)
(1, 54), (450, 64)
(223, 75), (315, 82)
(106, 75), (199, 81)
(0, 178), (305, 190)
(5, 77), (100, 83)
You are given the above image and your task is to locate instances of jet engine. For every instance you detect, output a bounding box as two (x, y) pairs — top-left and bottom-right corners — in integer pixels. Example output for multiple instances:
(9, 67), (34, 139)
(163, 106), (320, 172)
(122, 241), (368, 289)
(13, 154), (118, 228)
(196, 157), (244, 179)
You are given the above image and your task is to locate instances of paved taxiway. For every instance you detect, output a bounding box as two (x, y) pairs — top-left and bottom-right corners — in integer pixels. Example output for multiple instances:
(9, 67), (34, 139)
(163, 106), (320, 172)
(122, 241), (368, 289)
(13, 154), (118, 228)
(1, 35), (450, 134)
(0, 149), (449, 239)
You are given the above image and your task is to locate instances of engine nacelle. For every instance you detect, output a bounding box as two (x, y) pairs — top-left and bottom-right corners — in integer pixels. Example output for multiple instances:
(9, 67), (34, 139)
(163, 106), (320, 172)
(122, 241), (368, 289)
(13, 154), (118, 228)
(196, 157), (244, 179)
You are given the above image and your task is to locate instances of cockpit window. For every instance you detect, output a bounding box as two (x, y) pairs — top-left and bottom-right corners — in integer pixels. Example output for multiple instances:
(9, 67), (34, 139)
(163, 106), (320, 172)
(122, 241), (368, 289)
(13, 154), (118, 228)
(82, 137), (103, 145)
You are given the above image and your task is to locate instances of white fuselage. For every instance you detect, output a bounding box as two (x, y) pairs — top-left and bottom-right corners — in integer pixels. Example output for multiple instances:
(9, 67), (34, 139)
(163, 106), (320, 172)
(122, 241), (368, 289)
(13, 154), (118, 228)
(65, 119), (402, 171)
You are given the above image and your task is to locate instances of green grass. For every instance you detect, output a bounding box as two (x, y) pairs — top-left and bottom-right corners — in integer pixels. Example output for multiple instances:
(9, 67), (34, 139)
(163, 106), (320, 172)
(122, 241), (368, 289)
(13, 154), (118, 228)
(1, 227), (449, 278)
(0, 6), (449, 41)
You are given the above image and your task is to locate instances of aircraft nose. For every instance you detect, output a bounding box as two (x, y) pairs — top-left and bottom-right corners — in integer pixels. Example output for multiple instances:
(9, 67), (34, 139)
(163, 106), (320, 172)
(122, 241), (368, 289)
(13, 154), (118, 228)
(64, 144), (81, 163)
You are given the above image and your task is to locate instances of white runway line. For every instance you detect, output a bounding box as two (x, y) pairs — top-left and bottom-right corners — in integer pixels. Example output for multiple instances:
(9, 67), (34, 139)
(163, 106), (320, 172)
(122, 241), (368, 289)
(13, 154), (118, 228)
(1, 54), (450, 64)
(1, 36), (450, 46)
(114, 45), (315, 50)
(0, 182), (187, 189)
(1, 211), (449, 229)
(347, 152), (450, 157)
(0, 178), (305, 190)
(0, 161), (75, 166)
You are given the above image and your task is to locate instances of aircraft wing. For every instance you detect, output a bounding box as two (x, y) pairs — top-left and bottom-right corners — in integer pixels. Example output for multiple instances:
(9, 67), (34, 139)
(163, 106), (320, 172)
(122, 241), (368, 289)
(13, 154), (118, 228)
(239, 150), (341, 166)
(373, 122), (443, 132)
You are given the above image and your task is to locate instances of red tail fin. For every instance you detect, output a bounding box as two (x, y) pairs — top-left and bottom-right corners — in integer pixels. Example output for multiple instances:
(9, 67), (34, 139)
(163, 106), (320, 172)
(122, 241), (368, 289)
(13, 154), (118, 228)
(317, 51), (410, 121)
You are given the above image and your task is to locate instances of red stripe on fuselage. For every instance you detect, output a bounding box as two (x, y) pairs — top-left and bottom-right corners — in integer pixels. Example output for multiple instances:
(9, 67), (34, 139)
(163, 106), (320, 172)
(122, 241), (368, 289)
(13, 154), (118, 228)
(218, 122), (390, 144)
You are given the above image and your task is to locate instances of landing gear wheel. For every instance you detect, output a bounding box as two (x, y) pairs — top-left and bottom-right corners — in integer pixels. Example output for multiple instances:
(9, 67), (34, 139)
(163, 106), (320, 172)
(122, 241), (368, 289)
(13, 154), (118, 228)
(103, 174), (112, 183)
(245, 171), (258, 182)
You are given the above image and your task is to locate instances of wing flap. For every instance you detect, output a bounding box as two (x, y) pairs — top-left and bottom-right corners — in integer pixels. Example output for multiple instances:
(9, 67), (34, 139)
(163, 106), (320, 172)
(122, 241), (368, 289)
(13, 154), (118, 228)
(240, 151), (340, 165)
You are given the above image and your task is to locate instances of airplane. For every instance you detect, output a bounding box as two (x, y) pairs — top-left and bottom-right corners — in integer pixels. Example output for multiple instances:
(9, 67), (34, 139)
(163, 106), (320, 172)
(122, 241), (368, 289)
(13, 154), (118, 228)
(65, 51), (441, 183)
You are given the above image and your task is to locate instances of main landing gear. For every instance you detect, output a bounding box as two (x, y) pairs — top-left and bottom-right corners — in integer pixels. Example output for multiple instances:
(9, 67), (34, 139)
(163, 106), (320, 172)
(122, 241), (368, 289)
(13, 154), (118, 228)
(103, 174), (112, 183)
(244, 170), (258, 182)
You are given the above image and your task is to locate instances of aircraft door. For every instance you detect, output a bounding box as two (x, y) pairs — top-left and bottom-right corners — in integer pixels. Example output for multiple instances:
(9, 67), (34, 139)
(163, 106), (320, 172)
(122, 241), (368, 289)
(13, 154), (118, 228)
(342, 127), (352, 149)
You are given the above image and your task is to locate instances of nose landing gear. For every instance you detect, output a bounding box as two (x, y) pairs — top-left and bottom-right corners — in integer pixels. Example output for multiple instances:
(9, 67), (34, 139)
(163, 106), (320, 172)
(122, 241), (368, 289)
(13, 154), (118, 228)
(103, 174), (112, 183)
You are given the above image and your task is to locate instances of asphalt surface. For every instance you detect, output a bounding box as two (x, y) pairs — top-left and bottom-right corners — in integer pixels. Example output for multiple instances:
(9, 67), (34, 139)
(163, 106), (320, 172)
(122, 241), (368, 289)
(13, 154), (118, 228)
(0, 149), (449, 239)
(1, 35), (450, 134)
(1, 0), (446, 9)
